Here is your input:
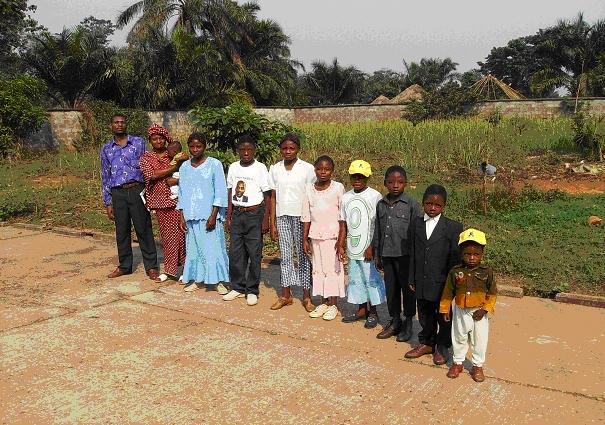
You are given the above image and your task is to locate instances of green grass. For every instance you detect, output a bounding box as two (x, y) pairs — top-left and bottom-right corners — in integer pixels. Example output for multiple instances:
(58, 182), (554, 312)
(2, 116), (604, 296)
(297, 116), (577, 181)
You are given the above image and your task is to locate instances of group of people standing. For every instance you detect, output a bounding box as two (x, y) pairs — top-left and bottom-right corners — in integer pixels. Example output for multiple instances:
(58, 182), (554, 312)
(100, 113), (498, 382)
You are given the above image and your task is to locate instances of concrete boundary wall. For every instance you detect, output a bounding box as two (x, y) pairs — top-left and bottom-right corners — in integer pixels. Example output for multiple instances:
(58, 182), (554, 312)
(40, 98), (605, 150)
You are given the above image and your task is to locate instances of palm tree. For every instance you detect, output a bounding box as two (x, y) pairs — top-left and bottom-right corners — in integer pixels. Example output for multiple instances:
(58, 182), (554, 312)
(303, 58), (366, 105)
(402, 57), (460, 92)
(112, 26), (247, 109)
(235, 17), (303, 106)
(116, 0), (198, 39)
(22, 27), (115, 108)
(117, 0), (252, 66)
(117, 0), (301, 107)
(531, 13), (605, 97)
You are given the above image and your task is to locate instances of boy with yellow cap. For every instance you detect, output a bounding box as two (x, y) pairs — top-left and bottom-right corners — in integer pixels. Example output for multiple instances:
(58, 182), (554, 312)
(439, 228), (497, 382)
(338, 160), (386, 329)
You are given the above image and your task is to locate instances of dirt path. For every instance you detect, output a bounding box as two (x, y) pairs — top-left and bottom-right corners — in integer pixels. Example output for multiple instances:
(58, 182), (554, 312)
(1, 226), (604, 424)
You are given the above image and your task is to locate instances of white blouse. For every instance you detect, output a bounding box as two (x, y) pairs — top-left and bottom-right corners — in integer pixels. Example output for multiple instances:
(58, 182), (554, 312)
(268, 158), (315, 217)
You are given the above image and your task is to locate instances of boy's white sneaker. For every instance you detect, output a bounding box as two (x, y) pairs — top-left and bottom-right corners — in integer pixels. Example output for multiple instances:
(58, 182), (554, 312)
(322, 305), (338, 321)
(247, 294), (258, 306)
(309, 304), (329, 318)
(223, 290), (244, 301)
(216, 282), (229, 295)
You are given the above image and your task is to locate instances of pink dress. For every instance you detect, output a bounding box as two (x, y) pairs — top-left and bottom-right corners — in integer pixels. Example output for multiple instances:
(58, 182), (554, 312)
(301, 181), (346, 297)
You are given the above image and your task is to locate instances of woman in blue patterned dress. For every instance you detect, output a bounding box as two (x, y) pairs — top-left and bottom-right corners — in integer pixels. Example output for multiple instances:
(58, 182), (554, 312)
(177, 132), (230, 292)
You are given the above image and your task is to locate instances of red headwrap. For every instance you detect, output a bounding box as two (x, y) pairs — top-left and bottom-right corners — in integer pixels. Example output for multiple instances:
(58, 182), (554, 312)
(147, 123), (174, 144)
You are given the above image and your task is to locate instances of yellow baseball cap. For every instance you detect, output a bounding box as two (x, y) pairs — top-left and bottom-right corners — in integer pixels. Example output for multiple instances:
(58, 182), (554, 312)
(349, 160), (372, 177)
(458, 228), (487, 246)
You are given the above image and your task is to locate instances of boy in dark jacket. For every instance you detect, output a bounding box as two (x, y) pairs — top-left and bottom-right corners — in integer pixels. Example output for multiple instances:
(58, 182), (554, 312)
(405, 184), (463, 365)
(373, 166), (422, 340)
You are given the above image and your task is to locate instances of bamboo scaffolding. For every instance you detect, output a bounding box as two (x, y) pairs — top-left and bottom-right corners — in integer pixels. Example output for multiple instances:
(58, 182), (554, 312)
(470, 75), (526, 100)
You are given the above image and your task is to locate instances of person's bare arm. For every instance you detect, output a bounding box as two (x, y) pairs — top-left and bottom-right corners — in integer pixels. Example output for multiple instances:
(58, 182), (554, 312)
(206, 206), (219, 231)
(226, 189), (233, 233)
(336, 221), (346, 262)
(262, 191), (271, 234)
(179, 210), (187, 233)
(270, 190), (278, 241)
(302, 221), (311, 256)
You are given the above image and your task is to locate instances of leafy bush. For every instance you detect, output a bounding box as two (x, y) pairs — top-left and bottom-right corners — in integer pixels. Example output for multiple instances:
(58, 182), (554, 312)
(401, 83), (479, 126)
(461, 177), (568, 215)
(0, 200), (36, 221)
(76, 100), (151, 151)
(188, 103), (304, 165)
(0, 73), (48, 156)
(571, 102), (604, 160)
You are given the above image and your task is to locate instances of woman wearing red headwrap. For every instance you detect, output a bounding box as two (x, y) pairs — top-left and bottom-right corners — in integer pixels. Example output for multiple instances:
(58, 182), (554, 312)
(139, 123), (189, 281)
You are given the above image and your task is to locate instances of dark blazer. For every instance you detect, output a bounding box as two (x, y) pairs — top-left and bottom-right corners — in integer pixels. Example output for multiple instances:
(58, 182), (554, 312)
(408, 215), (463, 302)
(372, 192), (422, 258)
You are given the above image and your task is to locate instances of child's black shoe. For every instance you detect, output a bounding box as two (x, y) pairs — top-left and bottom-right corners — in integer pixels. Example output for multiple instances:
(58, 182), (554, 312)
(341, 313), (367, 323)
(376, 320), (401, 339)
(396, 317), (413, 342)
(364, 316), (379, 329)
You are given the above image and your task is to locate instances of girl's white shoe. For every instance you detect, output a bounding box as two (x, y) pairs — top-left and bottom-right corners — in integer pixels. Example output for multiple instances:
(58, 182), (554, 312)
(322, 305), (339, 321)
(309, 304), (329, 318)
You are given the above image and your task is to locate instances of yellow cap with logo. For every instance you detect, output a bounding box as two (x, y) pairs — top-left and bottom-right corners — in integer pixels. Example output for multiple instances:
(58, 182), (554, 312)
(458, 228), (487, 246)
(348, 160), (372, 177)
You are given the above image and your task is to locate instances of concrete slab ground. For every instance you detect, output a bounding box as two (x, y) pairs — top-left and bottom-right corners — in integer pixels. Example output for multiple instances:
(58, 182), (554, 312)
(0, 226), (604, 424)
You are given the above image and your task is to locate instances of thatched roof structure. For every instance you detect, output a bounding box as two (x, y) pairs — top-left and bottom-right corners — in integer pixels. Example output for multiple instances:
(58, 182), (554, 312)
(371, 95), (391, 105)
(390, 84), (425, 104)
(470, 75), (525, 100)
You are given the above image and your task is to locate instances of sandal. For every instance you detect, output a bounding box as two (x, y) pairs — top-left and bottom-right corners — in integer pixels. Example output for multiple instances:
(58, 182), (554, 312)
(302, 298), (315, 313)
(155, 273), (169, 283)
(270, 297), (293, 310)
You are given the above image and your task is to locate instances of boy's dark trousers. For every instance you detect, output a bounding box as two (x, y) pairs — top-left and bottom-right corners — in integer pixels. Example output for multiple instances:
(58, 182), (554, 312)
(229, 207), (264, 296)
(111, 184), (158, 274)
(417, 299), (451, 348)
(382, 256), (416, 325)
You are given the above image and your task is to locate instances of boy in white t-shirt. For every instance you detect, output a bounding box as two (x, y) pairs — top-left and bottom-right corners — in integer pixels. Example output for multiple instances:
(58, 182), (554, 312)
(223, 135), (271, 307)
(338, 160), (386, 329)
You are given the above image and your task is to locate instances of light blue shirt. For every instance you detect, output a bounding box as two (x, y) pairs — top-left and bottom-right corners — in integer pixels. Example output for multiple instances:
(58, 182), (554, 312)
(176, 157), (227, 221)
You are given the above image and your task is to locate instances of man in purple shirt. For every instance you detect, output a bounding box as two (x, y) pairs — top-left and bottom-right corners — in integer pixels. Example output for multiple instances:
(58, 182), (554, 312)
(100, 113), (159, 279)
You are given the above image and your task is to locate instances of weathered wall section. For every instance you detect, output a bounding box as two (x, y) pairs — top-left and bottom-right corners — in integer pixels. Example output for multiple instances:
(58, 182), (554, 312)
(42, 99), (605, 149)
(475, 98), (605, 118)
(256, 105), (404, 124)
(46, 111), (83, 150)
(147, 111), (195, 141)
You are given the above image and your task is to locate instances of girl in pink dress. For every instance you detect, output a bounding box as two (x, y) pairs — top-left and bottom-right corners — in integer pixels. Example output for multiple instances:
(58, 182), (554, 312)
(302, 156), (346, 321)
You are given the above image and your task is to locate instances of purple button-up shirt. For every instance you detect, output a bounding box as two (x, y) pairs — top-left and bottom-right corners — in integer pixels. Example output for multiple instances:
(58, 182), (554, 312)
(100, 135), (147, 206)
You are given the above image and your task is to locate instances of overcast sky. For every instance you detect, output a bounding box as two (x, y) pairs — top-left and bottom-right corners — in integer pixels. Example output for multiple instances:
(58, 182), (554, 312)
(34, 0), (604, 74)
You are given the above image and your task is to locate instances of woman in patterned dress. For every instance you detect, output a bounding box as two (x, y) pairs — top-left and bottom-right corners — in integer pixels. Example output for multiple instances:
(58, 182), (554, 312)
(139, 123), (188, 281)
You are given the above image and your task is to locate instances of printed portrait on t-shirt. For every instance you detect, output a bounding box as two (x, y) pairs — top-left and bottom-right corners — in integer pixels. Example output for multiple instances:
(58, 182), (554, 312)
(233, 180), (248, 202)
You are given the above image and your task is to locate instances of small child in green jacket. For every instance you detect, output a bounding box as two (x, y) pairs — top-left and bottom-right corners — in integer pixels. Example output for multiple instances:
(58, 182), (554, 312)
(439, 228), (497, 383)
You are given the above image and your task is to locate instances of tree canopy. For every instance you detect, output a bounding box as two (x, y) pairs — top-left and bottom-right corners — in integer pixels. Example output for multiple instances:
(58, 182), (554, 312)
(479, 13), (605, 97)
(10, 4), (605, 109)
(0, 0), (39, 72)
(302, 58), (366, 105)
(22, 21), (117, 108)
(402, 57), (460, 92)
